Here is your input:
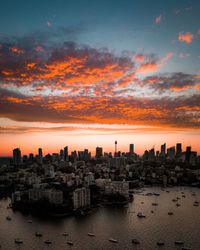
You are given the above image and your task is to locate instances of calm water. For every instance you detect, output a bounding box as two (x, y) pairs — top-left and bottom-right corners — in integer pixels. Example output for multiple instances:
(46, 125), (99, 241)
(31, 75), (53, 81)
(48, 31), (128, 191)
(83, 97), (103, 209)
(0, 187), (200, 250)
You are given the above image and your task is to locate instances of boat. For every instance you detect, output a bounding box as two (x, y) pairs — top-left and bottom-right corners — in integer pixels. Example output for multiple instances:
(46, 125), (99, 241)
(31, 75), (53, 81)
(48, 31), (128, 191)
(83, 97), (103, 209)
(109, 238), (118, 243)
(27, 220), (32, 223)
(182, 247), (191, 250)
(172, 199), (177, 202)
(137, 212), (146, 218)
(67, 241), (73, 245)
(193, 203), (199, 207)
(176, 203), (181, 207)
(168, 212), (173, 215)
(157, 241), (165, 246)
(88, 232), (95, 237)
(14, 238), (23, 244)
(6, 216), (11, 221)
(175, 240), (184, 245)
(152, 203), (158, 206)
(132, 239), (140, 244)
(44, 239), (52, 244)
(62, 232), (69, 236)
(35, 232), (43, 237)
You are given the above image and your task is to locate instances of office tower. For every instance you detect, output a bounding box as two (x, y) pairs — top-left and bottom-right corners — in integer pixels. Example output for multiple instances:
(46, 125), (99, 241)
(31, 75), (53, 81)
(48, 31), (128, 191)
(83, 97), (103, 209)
(176, 143), (182, 157)
(129, 144), (134, 154)
(29, 153), (34, 162)
(167, 146), (175, 160)
(38, 148), (43, 164)
(160, 143), (166, 156)
(185, 146), (191, 164)
(149, 148), (155, 161)
(96, 147), (103, 158)
(64, 146), (68, 161)
(60, 149), (64, 160)
(13, 148), (21, 165)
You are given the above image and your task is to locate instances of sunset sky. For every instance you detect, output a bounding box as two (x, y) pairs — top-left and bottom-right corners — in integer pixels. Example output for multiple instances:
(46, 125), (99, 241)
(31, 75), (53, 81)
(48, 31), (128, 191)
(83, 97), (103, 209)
(0, 0), (200, 156)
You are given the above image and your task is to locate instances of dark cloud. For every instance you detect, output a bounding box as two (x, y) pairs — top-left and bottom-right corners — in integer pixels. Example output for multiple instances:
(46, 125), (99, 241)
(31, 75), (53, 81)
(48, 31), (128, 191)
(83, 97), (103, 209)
(143, 72), (198, 92)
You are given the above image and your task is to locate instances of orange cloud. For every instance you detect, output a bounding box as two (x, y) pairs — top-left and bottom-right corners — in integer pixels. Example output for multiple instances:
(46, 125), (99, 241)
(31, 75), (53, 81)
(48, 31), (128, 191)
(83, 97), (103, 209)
(178, 32), (194, 44)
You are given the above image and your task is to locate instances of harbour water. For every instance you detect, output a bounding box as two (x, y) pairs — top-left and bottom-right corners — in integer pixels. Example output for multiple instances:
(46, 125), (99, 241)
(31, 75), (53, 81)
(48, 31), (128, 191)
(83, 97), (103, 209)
(0, 186), (200, 250)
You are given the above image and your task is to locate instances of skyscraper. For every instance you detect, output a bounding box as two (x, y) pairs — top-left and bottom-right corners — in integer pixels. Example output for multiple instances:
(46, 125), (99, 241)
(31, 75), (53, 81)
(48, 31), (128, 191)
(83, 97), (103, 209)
(96, 147), (103, 158)
(38, 148), (43, 164)
(13, 148), (21, 165)
(176, 143), (182, 157)
(129, 144), (134, 154)
(185, 146), (191, 164)
(161, 143), (166, 156)
(64, 146), (68, 161)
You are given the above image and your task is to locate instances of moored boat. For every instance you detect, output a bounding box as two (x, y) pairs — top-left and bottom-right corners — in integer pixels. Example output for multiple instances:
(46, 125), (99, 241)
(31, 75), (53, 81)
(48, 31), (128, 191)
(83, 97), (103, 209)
(109, 238), (118, 243)
(14, 238), (23, 244)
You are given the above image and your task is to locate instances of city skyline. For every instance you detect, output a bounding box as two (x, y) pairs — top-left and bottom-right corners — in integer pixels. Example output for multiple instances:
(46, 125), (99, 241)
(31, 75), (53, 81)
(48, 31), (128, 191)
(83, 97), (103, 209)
(10, 141), (196, 158)
(0, 0), (200, 155)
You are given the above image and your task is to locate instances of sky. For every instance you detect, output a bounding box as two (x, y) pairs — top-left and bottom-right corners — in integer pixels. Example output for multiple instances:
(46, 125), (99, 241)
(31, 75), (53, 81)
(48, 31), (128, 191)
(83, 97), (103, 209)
(0, 0), (200, 156)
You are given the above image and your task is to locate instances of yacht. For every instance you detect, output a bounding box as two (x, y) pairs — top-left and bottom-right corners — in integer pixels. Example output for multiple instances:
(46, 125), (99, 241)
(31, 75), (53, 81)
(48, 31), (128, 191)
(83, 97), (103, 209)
(152, 203), (158, 206)
(67, 241), (73, 245)
(137, 212), (146, 218)
(62, 232), (69, 236)
(109, 238), (118, 243)
(35, 232), (43, 237)
(14, 238), (23, 244)
(176, 203), (181, 207)
(88, 232), (95, 237)
(44, 239), (52, 244)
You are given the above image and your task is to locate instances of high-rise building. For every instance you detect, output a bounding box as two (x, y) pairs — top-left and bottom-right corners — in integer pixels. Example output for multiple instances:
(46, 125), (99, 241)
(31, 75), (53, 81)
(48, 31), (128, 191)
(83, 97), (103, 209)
(73, 187), (90, 210)
(29, 153), (34, 162)
(13, 148), (21, 165)
(160, 143), (166, 156)
(60, 149), (64, 160)
(64, 146), (68, 161)
(185, 146), (191, 164)
(38, 148), (43, 164)
(96, 147), (103, 158)
(167, 146), (175, 160)
(176, 143), (182, 157)
(129, 144), (134, 154)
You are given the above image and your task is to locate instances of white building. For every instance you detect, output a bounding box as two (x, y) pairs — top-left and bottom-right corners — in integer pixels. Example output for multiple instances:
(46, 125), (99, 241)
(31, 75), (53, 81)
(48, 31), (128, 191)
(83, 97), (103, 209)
(73, 187), (90, 210)
(104, 179), (129, 198)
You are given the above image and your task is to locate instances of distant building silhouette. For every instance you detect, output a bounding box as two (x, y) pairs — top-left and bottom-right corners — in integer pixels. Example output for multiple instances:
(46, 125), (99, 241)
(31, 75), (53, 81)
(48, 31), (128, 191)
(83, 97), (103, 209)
(13, 148), (21, 165)
(96, 147), (103, 158)
(176, 143), (182, 157)
(129, 144), (134, 154)
(64, 146), (68, 161)
(185, 146), (191, 164)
